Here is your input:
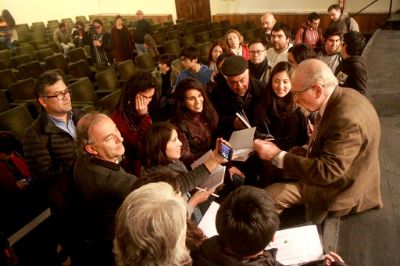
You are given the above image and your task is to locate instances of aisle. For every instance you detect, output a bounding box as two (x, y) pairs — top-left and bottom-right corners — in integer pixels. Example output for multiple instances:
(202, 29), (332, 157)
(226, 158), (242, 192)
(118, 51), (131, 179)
(337, 29), (400, 266)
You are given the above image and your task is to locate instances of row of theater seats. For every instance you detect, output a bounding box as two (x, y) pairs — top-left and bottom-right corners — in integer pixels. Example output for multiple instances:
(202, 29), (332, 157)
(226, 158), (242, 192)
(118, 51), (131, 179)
(14, 16), (88, 46)
(0, 15), (263, 142)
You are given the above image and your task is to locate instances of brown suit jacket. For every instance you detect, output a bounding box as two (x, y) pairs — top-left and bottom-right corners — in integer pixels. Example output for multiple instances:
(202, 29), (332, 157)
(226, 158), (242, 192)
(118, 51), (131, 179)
(284, 86), (383, 223)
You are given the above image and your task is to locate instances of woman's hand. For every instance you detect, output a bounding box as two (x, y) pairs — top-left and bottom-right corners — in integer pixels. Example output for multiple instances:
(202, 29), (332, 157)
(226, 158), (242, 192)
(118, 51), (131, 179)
(203, 138), (230, 173)
(135, 94), (149, 115)
(188, 187), (215, 207)
(228, 166), (245, 180)
(324, 251), (345, 266)
(211, 138), (231, 164)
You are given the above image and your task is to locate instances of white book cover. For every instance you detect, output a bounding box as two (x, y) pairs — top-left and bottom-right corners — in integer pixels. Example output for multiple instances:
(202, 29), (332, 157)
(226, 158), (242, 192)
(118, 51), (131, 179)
(235, 112), (251, 128)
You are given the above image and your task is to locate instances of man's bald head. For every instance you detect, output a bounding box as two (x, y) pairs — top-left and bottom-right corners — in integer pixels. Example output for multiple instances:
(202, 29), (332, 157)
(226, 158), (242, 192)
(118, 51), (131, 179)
(261, 12), (276, 34)
(291, 59), (338, 112)
(292, 59), (338, 92)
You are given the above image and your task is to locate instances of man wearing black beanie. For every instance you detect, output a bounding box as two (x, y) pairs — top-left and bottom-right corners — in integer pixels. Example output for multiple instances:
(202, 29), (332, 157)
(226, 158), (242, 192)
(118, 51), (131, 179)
(211, 55), (266, 139)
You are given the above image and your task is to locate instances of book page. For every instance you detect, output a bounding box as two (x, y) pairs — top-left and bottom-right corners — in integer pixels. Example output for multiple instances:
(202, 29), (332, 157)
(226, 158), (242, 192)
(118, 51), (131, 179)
(199, 166), (225, 190)
(266, 225), (324, 265)
(191, 150), (225, 190)
(191, 150), (213, 169)
(232, 148), (254, 162)
(229, 127), (256, 150)
(198, 201), (220, 238)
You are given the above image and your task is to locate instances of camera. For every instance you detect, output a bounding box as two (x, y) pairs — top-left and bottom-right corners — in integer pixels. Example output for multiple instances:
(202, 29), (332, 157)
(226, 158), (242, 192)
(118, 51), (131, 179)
(89, 24), (97, 40)
(219, 143), (233, 160)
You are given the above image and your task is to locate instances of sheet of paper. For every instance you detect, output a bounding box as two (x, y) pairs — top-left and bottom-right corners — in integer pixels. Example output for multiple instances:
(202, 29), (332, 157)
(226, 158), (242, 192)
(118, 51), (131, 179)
(198, 201), (220, 238)
(199, 166), (225, 190)
(266, 225), (324, 265)
(191, 150), (212, 169)
(232, 148), (254, 162)
(229, 127), (256, 150)
(191, 150), (225, 190)
(199, 203), (324, 266)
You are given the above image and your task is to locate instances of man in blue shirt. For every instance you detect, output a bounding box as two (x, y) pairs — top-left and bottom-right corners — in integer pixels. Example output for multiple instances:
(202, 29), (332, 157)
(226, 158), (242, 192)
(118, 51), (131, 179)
(23, 72), (84, 262)
(175, 46), (214, 87)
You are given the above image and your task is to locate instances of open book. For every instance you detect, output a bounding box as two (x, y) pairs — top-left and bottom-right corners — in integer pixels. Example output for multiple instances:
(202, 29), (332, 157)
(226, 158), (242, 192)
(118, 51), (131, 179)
(266, 225), (324, 265)
(191, 150), (226, 190)
(229, 127), (256, 161)
(198, 203), (324, 266)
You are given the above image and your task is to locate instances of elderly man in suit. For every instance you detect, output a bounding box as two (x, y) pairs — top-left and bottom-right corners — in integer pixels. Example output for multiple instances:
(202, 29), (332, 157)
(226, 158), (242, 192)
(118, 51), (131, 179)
(254, 59), (382, 224)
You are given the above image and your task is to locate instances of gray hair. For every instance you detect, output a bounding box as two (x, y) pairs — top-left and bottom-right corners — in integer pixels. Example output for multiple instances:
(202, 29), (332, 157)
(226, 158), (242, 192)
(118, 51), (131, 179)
(76, 112), (109, 155)
(114, 182), (190, 266)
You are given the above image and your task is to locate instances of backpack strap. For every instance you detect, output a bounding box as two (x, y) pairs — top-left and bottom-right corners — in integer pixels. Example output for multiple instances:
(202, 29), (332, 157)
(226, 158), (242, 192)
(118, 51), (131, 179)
(345, 16), (351, 32)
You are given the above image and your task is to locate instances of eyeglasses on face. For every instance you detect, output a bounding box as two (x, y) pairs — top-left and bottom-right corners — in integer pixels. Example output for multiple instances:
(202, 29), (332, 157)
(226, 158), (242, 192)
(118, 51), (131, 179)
(45, 88), (72, 100)
(249, 49), (266, 55)
(292, 86), (312, 97)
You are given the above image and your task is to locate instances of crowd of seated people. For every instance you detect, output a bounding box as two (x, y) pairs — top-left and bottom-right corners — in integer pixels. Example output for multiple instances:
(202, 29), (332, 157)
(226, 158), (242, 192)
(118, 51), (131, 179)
(1, 4), (378, 265)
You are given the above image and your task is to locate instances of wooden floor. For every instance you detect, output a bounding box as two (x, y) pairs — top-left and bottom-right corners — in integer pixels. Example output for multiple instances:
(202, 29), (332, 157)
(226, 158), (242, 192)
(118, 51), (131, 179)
(335, 29), (400, 265)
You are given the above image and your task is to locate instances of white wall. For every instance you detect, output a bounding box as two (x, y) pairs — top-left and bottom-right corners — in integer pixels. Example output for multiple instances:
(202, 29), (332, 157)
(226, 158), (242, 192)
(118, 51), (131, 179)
(0, 0), (177, 25)
(210, 0), (400, 14)
(1, 0), (398, 26)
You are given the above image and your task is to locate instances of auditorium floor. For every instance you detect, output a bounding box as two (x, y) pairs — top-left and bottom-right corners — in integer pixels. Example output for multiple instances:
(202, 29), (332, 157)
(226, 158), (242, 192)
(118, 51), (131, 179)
(336, 29), (400, 266)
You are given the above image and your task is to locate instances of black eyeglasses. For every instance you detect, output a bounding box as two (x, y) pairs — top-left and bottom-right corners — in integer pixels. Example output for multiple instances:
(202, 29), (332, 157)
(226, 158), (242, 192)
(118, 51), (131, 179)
(45, 88), (72, 100)
(249, 49), (266, 55)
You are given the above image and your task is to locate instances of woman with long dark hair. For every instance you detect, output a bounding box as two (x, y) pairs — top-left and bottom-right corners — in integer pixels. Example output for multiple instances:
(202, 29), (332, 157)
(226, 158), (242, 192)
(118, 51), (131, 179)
(171, 78), (218, 166)
(254, 61), (308, 185)
(207, 40), (228, 71)
(111, 71), (157, 176)
(141, 122), (228, 222)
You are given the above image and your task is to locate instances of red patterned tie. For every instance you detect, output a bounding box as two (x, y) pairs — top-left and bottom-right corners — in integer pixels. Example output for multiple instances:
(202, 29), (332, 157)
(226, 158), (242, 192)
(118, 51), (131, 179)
(307, 112), (322, 156)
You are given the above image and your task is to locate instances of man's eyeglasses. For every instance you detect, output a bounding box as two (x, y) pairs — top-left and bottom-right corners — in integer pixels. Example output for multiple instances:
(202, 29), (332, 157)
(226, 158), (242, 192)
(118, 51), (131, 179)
(249, 49), (266, 55)
(44, 88), (72, 100)
(292, 87), (312, 97)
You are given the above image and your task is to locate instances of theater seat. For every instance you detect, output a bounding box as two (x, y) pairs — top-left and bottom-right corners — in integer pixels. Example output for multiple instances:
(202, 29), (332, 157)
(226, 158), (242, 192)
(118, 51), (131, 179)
(116, 59), (137, 82)
(0, 104), (34, 140)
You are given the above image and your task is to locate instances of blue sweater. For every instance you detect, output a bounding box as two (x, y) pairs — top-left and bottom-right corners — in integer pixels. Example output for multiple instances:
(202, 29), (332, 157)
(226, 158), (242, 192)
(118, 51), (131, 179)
(175, 64), (213, 87)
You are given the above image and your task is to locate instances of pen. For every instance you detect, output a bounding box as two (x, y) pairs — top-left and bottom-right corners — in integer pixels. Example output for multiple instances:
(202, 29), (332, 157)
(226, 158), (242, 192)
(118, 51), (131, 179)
(195, 187), (220, 198)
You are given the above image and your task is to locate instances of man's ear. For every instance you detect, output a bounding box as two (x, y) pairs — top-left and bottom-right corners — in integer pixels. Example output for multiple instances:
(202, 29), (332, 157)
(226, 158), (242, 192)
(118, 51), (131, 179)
(38, 97), (47, 109)
(314, 84), (324, 99)
(85, 144), (98, 155)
